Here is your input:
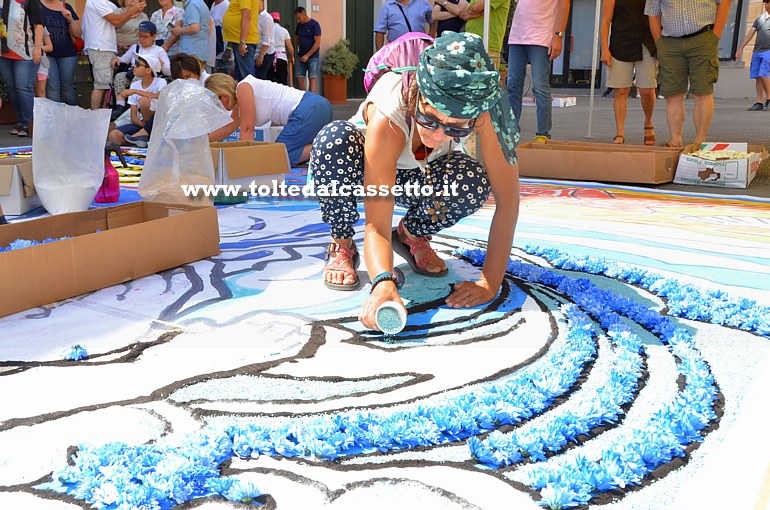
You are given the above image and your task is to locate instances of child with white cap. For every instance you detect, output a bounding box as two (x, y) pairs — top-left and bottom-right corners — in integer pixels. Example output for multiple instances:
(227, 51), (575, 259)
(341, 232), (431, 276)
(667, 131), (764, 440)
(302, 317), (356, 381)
(108, 55), (167, 147)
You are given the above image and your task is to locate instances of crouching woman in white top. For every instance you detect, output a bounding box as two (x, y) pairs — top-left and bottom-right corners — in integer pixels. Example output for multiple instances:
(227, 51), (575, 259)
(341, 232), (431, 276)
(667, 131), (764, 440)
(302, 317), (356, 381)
(204, 73), (333, 167)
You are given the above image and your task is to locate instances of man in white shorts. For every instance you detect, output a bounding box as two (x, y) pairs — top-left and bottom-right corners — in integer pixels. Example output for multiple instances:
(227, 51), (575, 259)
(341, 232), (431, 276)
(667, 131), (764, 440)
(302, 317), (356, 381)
(600, 0), (658, 145)
(82, 0), (147, 109)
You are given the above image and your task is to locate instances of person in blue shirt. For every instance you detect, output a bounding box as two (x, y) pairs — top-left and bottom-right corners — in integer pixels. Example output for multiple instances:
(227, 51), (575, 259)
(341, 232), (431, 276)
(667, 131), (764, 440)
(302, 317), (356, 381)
(170, 0), (210, 64)
(294, 6), (321, 93)
(375, 0), (435, 50)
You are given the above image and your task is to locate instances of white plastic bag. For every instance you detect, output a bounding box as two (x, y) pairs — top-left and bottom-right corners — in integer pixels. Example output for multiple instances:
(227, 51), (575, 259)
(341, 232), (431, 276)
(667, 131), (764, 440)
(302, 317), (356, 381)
(32, 99), (111, 214)
(138, 80), (233, 205)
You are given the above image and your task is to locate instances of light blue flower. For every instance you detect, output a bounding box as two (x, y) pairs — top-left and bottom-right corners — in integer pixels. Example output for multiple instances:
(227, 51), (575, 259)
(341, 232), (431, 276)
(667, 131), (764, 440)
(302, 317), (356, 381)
(222, 479), (263, 505)
(63, 344), (89, 361)
(538, 482), (580, 509)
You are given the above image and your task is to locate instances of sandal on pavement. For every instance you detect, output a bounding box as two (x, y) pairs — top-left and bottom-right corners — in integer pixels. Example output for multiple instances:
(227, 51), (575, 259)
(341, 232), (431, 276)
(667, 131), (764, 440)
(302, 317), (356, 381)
(643, 125), (655, 146)
(391, 221), (448, 278)
(323, 241), (360, 291)
(612, 135), (624, 144)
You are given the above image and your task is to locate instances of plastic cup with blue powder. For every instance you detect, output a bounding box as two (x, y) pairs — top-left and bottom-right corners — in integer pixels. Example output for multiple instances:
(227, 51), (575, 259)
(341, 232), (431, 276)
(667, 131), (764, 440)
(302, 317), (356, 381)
(375, 301), (407, 335)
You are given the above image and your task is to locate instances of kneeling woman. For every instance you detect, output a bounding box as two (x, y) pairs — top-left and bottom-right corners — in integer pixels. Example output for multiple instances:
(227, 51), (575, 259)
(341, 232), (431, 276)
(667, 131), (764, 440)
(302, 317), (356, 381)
(311, 32), (521, 330)
(204, 73), (333, 167)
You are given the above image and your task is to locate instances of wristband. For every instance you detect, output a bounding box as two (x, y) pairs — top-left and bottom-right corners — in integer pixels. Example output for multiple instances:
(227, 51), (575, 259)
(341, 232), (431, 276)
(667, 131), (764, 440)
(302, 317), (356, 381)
(370, 272), (397, 293)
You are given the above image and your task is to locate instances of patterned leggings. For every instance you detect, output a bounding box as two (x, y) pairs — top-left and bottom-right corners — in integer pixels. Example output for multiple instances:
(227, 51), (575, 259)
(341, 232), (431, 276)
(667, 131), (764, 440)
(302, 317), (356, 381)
(309, 120), (490, 240)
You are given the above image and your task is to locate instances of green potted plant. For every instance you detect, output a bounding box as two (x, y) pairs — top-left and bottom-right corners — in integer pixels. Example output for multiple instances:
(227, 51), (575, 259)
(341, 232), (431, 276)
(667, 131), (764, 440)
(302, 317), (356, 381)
(321, 39), (359, 105)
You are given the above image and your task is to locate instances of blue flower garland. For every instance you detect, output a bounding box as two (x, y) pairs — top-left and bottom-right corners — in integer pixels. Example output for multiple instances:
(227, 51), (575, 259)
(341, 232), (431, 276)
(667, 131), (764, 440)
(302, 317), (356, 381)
(469, 326), (643, 468)
(41, 303), (598, 508)
(458, 247), (719, 508)
(520, 245), (770, 336)
(39, 245), (746, 509)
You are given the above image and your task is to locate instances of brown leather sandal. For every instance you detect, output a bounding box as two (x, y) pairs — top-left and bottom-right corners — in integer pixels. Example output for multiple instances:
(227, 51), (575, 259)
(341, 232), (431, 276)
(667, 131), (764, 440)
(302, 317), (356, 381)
(613, 135), (625, 144)
(391, 221), (448, 278)
(644, 125), (655, 146)
(323, 241), (360, 291)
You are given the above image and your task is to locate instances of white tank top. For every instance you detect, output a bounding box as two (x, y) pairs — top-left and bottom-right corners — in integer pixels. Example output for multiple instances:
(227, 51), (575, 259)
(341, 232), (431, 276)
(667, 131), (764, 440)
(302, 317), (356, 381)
(238, 75), (306, 126)
(349, 72), (453, 170)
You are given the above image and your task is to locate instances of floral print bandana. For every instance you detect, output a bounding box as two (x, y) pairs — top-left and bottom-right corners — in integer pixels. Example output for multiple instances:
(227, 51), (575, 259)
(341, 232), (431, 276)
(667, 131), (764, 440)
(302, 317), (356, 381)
(417, 32), (520, 165)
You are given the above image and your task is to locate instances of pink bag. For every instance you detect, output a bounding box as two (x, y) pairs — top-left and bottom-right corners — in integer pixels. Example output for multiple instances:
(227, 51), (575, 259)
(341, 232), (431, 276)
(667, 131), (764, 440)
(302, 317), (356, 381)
(363, 32), (433, 94)
(94, 143), (125, 204)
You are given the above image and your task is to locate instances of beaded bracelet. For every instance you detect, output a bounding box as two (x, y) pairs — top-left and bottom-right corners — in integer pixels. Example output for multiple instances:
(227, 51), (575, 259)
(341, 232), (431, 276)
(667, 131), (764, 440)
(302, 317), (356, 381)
(370, 271), (398, 293)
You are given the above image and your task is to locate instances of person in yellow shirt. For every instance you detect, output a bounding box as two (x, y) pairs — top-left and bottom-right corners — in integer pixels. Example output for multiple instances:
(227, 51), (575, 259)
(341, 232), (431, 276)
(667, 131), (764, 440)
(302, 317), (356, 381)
(221, 0), (260, 80)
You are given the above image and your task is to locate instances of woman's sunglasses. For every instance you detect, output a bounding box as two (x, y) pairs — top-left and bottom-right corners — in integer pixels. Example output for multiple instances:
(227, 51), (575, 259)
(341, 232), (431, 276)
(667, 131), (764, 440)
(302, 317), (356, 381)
(415, 93), (476, 138)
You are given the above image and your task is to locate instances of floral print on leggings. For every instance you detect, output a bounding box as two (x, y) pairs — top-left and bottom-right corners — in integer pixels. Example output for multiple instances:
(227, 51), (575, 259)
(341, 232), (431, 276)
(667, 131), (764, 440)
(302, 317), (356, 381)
(309, 120), (490, 240)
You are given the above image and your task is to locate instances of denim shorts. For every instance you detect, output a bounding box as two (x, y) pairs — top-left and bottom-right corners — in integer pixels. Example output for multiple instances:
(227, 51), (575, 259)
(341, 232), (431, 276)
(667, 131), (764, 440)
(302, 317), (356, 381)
(275, 92), (333, 167)
(750, 50), (770, 79)
(295, 56), (319, 79)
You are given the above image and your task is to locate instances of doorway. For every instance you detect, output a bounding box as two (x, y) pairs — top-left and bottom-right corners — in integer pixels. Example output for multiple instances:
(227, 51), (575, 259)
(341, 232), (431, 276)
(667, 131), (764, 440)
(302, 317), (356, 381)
(267, 0), (298, 45)
(551, 0), (602, 88)
(345, 0), (375, 98)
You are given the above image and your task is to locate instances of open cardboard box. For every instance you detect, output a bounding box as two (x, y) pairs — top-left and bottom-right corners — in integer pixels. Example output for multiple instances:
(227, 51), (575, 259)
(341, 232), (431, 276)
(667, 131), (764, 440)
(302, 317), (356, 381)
(0, 157), (41, 215)
(0, 201), (220, 318)
(220, 125), (285, 143)
(674, 143), (768, 188)
(210, 141), (290, 190)
(516, 140), (682, 184)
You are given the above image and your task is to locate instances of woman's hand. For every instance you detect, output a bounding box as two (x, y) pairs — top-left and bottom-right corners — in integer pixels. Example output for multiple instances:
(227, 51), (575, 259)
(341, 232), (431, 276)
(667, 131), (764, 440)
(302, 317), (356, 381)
(32, 47), (42, 64)
(445, 279), (497, 309)
(359, 281), (404, 331)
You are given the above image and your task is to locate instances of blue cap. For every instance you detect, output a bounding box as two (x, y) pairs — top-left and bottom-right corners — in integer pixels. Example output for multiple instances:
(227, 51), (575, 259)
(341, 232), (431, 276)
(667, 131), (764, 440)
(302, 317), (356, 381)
(138, 21), (157, 35)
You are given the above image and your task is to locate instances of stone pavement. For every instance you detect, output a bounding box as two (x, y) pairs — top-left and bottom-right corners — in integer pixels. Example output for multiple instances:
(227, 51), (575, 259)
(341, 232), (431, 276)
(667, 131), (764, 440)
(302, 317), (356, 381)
(330, 92), (770, 147)
(331, 91), (770, 198)
(2, 91), (768, 197)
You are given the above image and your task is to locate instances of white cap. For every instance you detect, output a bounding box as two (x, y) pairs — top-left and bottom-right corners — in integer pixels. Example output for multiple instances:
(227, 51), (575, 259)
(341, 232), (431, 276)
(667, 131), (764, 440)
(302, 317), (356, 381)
(137, 54), (161, 75)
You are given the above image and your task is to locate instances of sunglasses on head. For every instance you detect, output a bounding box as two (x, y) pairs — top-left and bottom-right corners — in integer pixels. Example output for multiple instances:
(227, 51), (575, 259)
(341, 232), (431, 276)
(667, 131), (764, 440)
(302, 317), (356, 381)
(414, 93), (476, 139)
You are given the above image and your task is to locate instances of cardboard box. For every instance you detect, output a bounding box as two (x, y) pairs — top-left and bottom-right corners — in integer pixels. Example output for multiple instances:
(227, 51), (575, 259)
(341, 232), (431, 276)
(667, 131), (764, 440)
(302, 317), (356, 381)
(516, 140), (681, 184)
(0, 158), (41, 215)
(0, 201), (220, 318)
(210, 141), (290, 190)
(674, 143), (768, 188)
(221, 125), (285, 143)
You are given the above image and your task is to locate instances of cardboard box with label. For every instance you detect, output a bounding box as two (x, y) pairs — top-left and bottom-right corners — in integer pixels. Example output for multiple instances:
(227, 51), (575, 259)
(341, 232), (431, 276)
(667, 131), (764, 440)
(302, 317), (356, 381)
(210, 141), (290, 191)
(0, 157), (41, 215)
(0, 201), (220, 318)
(516, 140), (681, 184)
(221, 125), (285, 143)
(674, 143), (768, 188)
